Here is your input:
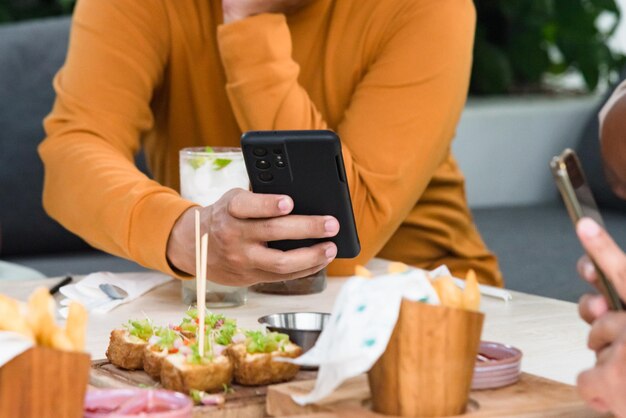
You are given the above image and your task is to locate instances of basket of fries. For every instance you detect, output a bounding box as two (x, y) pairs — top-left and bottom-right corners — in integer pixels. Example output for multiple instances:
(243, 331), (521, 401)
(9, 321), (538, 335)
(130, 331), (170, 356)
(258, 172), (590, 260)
(0, 288), (90, 418)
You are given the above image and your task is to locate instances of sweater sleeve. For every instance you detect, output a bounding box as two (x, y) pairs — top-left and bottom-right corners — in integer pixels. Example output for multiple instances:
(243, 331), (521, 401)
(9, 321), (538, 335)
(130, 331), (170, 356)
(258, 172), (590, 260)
(39, 0), (195, 277)
(217, 0), (476, 275)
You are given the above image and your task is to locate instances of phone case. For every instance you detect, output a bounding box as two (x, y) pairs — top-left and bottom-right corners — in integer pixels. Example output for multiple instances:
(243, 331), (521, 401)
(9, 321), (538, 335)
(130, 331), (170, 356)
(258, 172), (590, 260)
(241, 130), (360, 258)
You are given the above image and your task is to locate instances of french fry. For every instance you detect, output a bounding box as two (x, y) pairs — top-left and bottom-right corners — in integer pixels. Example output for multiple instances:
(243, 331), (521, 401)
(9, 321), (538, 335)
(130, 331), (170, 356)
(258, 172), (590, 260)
(0, 294), (34, 341)
(27, 287), (57, 346)
(387, 262), (408, 274)
(462, 269), (481, 311)
(50, 325), (74, 351)
(355, 265), (373, 278)
(1, 288), (89, 352)
(66, 302), (88, 351)
(432, 276), (463, 309)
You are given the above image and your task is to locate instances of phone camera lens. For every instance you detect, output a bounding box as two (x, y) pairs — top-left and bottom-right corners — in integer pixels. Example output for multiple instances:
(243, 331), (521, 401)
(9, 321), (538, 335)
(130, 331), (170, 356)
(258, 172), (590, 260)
(256, 159), (271, 170)
(258, 172), (273, 182)
(253, 148), (267, 157)
(273, 149), (283, 154)
(276, 160), (286, 168)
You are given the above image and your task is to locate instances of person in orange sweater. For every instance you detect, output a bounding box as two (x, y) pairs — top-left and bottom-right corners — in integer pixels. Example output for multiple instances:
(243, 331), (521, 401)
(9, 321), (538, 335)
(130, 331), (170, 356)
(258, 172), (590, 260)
(39, 0), (502, 286)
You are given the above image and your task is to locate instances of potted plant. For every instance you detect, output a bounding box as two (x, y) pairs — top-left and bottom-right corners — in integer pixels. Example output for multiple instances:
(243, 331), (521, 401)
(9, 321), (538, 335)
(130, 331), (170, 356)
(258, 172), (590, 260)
(454, 0), (625, 208)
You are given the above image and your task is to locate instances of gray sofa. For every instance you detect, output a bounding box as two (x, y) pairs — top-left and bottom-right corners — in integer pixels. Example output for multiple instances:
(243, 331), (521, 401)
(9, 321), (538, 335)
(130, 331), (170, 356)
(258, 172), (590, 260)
(1, 17), (624, 302)
(0, 17), (147, 275)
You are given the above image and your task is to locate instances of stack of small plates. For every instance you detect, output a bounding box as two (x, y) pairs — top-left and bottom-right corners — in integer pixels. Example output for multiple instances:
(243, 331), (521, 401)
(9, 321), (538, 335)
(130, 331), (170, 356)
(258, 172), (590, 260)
(471, 341), (523, 390)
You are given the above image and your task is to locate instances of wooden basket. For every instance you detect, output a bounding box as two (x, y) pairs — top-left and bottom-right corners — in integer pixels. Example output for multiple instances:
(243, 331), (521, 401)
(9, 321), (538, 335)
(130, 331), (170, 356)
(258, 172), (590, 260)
(0, 346), (91, 418)
(368, 300), (484, 417)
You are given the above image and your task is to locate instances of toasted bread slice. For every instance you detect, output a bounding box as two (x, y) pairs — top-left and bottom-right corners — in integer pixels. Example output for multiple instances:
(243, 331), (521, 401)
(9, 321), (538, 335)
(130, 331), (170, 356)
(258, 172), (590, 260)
(161, 353), (233, 393)
(143, 346), (168, 380)
(228, 343), (302, 386)
(105, 329), (147, 370)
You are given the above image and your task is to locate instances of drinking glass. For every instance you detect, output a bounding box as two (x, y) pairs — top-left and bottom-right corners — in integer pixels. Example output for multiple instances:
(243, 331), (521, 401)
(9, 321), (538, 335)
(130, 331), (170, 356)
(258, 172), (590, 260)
(179, 147), (249, 307)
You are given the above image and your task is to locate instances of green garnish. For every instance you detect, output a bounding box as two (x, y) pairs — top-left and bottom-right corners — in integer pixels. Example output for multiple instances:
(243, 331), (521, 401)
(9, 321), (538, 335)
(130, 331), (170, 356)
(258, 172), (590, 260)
(154, 327), (178, 350)
(215, 319), (237, 346)
(187, 341), (214, 365)
(187, 148), (231, 170)
(190, 389), (203, 404)
(124, 319), (154, 341)
(180, 321), (196, 333)
(188, 157), (206, 169)
(245, 331), (290, 354)
(222, 383), (235, 395)
(212, 158), (232, 170)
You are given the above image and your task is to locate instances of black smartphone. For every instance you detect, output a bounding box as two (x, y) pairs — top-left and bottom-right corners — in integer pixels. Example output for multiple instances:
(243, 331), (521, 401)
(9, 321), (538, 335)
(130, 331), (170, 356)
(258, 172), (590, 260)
(241, 130), (360, 258)
(550, 148), (624, 311)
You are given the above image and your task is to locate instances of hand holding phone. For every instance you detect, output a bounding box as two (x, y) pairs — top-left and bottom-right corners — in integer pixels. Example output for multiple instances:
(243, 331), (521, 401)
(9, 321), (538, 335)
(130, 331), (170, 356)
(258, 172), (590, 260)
(550, 148), (624, 311)
(242, 130), (360, 258)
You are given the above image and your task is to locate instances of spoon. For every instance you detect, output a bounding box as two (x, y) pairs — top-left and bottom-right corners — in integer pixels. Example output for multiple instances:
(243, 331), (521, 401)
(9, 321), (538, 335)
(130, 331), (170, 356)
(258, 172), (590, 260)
(99, 283), (129, 300)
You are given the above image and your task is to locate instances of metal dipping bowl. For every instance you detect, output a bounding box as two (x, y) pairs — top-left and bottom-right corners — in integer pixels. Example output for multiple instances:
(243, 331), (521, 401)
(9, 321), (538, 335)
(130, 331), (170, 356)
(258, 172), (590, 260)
(258, 312), (330, 353)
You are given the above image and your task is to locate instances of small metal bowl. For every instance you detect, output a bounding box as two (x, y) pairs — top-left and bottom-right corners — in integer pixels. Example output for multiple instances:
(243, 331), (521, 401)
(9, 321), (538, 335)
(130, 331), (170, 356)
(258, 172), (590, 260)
(258, 312), (330, 353)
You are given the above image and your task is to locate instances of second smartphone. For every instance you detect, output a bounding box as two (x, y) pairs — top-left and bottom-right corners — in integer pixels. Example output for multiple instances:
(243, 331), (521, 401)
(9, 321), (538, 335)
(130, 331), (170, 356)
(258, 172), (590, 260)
(241, 130), (360, 258)
(550, 148), (624, 311)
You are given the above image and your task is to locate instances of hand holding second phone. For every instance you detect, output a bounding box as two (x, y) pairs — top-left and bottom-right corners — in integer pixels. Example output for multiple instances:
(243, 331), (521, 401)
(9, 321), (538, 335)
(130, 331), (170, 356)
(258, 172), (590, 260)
(222, 0), (314, 24)
(575, 218), (626, 416)
(167, 188), (338, 286)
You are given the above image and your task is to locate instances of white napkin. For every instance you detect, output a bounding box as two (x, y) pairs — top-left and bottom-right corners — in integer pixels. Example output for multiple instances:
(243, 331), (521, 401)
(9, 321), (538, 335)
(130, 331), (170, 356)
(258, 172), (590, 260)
(281, 268), (439, 405)
(0, 332), (34, 367)
(59, 272), (173, 317)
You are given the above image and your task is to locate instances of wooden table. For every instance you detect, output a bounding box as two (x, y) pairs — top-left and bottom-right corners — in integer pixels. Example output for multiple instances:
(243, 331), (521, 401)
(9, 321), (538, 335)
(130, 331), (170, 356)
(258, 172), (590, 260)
(0, 259), (595, 386)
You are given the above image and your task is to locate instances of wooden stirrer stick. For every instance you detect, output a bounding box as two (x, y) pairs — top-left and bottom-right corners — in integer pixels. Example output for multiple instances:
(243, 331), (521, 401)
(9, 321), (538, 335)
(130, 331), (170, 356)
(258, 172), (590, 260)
(195, 210), (201, 288)
(198, 233), (208, 357)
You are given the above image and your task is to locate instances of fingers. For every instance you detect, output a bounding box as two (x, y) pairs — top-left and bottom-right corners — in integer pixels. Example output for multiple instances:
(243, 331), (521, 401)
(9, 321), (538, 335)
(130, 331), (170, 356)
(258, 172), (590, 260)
(256, 262), (331, 284)
(577, 255), (599, 285)
(576, 218), (626, 300)
(587, 313), (626, 352)
(577, 368), (610, 412)
(579, 294), (609, 324)
(226, 189), (293, 219)
(246, 215), (340, 241)
(247, 242), (337, 276)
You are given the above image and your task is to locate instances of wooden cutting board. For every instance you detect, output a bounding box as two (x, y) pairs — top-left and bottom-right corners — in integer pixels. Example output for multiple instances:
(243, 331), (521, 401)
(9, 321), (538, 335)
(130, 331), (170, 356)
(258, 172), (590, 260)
(266, 373), (613, 418)
(90, 359), (316, 418)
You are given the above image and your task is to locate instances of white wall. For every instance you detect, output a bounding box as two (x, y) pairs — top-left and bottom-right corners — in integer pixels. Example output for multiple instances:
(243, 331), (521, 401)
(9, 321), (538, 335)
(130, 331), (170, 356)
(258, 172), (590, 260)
(453, 96), (601, 208)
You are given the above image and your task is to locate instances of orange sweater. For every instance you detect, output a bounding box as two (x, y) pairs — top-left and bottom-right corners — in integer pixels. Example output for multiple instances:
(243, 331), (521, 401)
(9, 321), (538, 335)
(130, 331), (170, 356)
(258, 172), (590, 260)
(39, 0), (503, 286)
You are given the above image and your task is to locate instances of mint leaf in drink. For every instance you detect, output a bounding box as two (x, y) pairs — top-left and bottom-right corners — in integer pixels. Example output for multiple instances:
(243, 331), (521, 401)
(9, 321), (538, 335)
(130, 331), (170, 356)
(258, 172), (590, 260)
(189, 157), (207, 169)
(205, 146), (214, 153)
(213, 158), (232, 170)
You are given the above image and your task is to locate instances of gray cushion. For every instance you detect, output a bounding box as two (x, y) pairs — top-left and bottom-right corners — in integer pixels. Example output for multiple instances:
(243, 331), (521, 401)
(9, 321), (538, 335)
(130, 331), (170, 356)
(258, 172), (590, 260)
(0, 17), (86, 255)
(473, 205), (626, 302)
(0, 16), (150, 256)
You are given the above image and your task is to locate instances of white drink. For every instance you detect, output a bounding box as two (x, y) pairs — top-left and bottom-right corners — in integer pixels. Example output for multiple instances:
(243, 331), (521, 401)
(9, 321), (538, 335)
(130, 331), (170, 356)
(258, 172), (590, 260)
(179, 147), (249, 307)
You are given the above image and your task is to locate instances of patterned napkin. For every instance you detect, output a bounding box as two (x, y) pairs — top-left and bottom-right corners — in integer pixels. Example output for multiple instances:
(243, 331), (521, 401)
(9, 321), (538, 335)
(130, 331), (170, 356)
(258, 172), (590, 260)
(281, 268), (439, 405)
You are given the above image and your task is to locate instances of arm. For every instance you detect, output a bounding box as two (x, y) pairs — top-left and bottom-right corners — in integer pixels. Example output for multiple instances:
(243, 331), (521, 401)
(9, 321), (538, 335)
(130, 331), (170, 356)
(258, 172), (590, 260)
(42, 0), (338, 283)
(599, 82), (626, 199)
(39, 0), (195, 276)
(217, 0), (476, 275)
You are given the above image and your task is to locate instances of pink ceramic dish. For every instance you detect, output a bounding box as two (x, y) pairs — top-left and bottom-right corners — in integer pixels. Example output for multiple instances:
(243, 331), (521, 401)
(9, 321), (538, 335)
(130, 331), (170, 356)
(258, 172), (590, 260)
(84, 389), (193, 418)
(471, 341), (523, 390)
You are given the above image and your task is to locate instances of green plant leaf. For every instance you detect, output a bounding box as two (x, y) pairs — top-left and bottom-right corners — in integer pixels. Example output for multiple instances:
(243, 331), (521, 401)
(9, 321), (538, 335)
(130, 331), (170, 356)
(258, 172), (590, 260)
(470, 34), (513, 95)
